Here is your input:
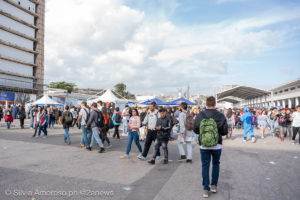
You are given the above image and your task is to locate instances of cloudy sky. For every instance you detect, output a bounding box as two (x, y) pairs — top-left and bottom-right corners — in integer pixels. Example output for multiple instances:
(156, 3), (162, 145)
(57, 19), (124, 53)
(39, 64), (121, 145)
(45, 0), (300, 95)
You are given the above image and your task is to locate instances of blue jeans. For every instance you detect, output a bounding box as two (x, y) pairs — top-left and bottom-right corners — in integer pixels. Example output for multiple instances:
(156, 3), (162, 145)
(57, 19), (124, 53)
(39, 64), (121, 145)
(38, 124), (48, 136)
(126, 131), (142, 155)
(123, 119), (128, 134)
(90, 127), (104, 148)
(270, 120), (275, 132)
(30, 118), (34, 128)
(6, 121), (11, 128)
(64, 127), (71, 142)
(200, 149), (222, 191)
(49, 118), (55, 128)
(81, 125), (92, 147)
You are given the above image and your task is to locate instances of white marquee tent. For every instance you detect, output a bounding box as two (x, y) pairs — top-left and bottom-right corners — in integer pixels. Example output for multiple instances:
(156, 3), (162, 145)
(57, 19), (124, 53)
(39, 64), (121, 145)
(87, 89), (127, 111)
(30, 95), (64, 107)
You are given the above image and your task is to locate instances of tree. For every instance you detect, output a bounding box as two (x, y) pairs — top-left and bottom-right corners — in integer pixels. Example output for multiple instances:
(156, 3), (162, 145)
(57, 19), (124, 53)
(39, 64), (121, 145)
(114, 83), (127, 97)
(48, 81), (76, 93)
(114, 83), (135, 100)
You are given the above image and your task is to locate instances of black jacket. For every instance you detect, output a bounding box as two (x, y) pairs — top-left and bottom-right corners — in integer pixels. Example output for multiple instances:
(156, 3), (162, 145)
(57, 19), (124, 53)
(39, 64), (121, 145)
(194, 109), (228, 145)
(156, 117), (172, 140)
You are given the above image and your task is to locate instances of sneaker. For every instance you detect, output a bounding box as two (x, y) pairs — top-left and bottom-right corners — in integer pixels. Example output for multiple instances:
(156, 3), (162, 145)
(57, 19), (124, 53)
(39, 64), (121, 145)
(177, 155), (187, 162)
(36, 136), (40, 138)
(120, 154), (129, 159)
(137, 153), (142, 158)
(251, 138), (255, 143)
(163, 159), (168, 164)
(203, 190), (209, 198)
(243, 139), (247, 142)
(211, 185), (217, 193)
(43, 136), (48, 138)
(292, 140), (295, 144)
(67, 142), (71, 145)
(98, 148), (105, 153)
(106, 144), (112, 149)
(148, 159), (155, 165)
(138, 155), (147, 161)
(186, 159), (192, 163)
(86, 147), (92, 151)
(156, 156), (161, 159)
(261, 136), (264, 139)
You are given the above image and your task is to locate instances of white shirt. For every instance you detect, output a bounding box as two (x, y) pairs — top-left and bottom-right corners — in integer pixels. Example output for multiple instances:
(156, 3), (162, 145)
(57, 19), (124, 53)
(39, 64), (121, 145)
(79, 108), (89, 125)
(292, 112), (300, 127)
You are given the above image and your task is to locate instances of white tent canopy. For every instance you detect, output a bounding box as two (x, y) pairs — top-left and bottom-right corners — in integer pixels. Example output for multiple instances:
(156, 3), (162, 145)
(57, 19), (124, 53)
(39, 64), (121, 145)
(87, 89), (127, 111)
(30, 95), (64, 106)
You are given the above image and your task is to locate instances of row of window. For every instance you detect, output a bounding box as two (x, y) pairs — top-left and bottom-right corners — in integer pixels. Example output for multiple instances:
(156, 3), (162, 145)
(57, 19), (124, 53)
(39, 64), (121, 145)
(274, 85), (300, 95)
(17, 1), (35, 12)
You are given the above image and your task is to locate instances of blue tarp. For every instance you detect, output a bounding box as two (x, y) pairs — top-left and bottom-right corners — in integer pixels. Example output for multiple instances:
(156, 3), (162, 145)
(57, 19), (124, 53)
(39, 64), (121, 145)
(139, 98), (167, 105)
(168, 97), (196, 105)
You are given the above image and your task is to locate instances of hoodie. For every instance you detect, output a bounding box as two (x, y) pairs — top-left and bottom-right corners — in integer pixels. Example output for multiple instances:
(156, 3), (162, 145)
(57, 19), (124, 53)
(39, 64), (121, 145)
(86, 109), (100, 128)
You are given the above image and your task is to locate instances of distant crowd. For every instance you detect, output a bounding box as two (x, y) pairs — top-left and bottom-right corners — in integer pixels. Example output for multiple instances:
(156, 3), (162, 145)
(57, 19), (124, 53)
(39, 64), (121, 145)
(1, 96), (300, 198)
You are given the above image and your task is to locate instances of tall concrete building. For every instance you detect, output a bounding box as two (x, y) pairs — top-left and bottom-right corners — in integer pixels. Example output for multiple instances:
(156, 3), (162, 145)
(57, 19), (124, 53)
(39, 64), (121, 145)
(0, 0), (45, 96)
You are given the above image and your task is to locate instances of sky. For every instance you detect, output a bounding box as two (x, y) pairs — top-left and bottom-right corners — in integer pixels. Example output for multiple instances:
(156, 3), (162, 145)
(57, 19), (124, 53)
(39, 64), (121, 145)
(44, 0), (300, 95)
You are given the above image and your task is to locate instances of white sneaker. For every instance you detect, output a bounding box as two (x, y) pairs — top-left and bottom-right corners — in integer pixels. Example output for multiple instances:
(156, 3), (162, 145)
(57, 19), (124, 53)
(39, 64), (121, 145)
(292, 140), (295, 144)
(243, 139), (247, 142)
(120, 154), (128, 159)
(211, 185), (217, 193)
(203, 190), (209, 198)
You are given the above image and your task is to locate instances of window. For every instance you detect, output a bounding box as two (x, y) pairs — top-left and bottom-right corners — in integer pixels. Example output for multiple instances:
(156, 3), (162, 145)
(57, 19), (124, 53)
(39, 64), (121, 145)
(290, 87), (295, 90)
(18, 1), (20, 5)
(275, 92), (278, 95)
(284, 89), (288, 92)
(28, 7), (30, 10)
(279, 90), (283, 93)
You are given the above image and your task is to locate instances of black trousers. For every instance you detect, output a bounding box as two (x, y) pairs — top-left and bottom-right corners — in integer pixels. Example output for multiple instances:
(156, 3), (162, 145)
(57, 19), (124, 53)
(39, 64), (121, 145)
(153, 139), (168, 160)
(19, 118), (25, 128)
(113, 125), (120, 139)
(102, 125), (110, 145)
(292, 127), (300, 143)
(142, 130), (160, 157)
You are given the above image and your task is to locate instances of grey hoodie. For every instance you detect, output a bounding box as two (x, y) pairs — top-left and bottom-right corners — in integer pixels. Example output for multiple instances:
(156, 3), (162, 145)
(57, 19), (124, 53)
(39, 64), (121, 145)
(86, 109), (100, 128)
(142, 110), (159, 130)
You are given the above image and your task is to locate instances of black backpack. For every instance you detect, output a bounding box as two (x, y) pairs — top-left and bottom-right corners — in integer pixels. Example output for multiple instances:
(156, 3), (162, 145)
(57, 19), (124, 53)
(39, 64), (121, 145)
(115, 113), (122, 123)
(96, 110), (104, 128)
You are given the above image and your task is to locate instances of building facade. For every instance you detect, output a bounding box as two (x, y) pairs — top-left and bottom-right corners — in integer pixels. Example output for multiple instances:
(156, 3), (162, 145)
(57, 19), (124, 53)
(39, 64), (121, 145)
(0, 0), (45, 95)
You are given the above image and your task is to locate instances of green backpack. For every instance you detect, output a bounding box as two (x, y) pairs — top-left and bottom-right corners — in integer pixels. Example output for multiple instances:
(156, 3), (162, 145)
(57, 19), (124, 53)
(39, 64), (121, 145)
(199, 113), (218, 147)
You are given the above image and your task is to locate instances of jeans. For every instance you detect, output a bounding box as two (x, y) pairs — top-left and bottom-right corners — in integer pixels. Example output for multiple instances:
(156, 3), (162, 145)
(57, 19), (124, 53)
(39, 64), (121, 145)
(90, 127), (104, 148)
(153, 139), (168, 160)
(126, 131), (142, 155)
(81, 125), (92, 147)
(113, 125), (120, 139)
(38, 124), (48, 136)
(123, 119), (128, 134)
(30, 118), (34, 128)
(142, 130), (160, 158)
(6, 121), (11, 128)
(270, 120), (275, 132)
(200, 149), (222, 191)
(279, 126), (287, 138)
(49, 118), (55, 128)
(64, 127), (71, 142)
(178, 140), (193, 160)
(292, 127), (300, 143)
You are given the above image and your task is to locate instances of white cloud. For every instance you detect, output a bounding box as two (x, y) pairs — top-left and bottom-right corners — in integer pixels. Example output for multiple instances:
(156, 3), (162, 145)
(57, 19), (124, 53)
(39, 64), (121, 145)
(45, 0), (300, 94)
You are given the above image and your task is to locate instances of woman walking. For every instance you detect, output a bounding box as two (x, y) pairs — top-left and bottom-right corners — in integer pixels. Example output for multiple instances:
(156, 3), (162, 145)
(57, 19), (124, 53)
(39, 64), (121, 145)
(37, 109), (48, 138)
(112, 107), (122, 139)
(4, 105), (13, 129)
(62, 106), (73, 144)
(258, 110), (270, 139)
(120, 108), (143, 159)
(102, 107), (112, 148)
(18, 106), (26, 129)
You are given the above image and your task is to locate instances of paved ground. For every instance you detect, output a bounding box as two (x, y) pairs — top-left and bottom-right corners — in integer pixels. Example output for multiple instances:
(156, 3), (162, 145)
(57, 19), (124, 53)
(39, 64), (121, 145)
(0, 119), (300, 200)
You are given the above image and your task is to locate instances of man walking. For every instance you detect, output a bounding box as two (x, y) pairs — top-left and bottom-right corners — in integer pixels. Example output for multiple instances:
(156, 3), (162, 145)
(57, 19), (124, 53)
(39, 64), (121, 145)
(138, 102), (160, 160)
(194, 96), (228, 198)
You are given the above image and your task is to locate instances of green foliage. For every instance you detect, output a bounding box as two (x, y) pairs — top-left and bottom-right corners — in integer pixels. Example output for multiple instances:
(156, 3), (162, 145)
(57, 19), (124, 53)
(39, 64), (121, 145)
(48, 81), (76, 93)
(114, 83), (135, 100)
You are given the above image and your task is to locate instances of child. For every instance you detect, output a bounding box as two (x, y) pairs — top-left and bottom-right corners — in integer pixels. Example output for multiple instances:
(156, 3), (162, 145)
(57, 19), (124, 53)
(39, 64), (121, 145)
(148, 108), (171, 165)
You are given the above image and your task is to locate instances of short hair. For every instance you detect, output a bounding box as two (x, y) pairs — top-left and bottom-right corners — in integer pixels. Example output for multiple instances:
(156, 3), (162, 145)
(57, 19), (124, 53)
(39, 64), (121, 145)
(159, 108), (166, 113)
(206, 96), (216, 107)
(65, 106), (69, 110)
(115, 107), (119, 112)
(92, 103), (97, 108)
(296, 105), (300, 109)
(180, 102), (188, 110)
(97, 101), (102, 105)
(125, 105), (129, 108)
(81, 101), (87, 107)
(150, 101), (156, 106)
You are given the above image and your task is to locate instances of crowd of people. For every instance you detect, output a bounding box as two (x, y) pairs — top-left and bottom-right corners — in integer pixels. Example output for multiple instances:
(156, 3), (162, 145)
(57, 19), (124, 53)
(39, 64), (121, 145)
(1, 96), (300, 198)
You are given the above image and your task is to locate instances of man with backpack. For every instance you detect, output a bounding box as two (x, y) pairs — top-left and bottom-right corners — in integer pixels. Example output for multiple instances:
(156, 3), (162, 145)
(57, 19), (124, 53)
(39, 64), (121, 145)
(240, 107), (255, 143)
(77, 102), (92, 151)
(177, 102), (195, 163)
(112, 107), (122, 139)
(194, 96), (228, 198)
(62, 106), (73, 145)
(87, 103), (105, 153)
